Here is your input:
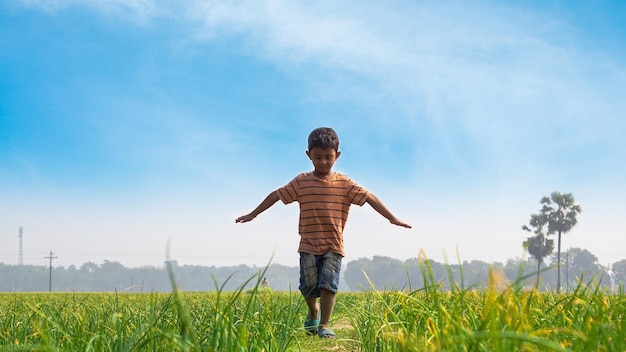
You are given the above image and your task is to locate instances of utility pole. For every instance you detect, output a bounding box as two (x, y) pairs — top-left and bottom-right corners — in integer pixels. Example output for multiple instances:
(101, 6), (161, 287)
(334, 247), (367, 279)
(44, 251), (58, 292)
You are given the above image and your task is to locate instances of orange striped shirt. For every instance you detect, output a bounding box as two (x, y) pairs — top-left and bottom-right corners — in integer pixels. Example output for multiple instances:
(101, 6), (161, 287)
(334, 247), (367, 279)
(276, 172), (369, 256)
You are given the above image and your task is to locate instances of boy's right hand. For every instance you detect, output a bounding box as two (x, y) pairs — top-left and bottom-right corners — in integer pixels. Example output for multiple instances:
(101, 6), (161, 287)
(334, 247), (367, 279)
(235, 214), (255, 223)
(235, 192), (279, 224)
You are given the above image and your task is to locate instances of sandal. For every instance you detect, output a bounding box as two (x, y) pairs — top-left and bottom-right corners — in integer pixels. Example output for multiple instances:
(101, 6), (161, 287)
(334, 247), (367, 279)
(318, 327), (336, 339)
(304, 318), (319, 336)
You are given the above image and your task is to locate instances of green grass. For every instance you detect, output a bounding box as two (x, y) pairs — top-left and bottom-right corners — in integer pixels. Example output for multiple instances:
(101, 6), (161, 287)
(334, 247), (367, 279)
(1, 263), (625, 351)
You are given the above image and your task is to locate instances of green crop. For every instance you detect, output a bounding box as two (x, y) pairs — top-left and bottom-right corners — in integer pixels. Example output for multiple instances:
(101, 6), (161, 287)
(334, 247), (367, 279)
(1, 260), (624, 351)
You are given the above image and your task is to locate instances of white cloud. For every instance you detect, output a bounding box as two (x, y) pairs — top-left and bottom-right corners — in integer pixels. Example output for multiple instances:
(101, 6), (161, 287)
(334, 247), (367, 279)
(184, 1), (624, 133)
(17, 0), (625, 138)
(15, 0), (162, 23)
(172, 1), (626, 191)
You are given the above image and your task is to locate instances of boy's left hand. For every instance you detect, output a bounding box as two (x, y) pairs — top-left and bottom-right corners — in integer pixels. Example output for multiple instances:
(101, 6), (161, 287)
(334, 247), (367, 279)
(391, 219), (412, 228)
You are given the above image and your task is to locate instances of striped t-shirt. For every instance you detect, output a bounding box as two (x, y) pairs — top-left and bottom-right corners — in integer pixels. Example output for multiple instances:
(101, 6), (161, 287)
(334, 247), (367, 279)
(275, 172), (369, 257)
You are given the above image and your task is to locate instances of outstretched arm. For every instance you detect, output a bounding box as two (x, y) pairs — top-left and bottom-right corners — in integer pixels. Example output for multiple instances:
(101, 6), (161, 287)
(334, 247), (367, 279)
(366, 193), (412, 228)
(235, 191), (280, 223)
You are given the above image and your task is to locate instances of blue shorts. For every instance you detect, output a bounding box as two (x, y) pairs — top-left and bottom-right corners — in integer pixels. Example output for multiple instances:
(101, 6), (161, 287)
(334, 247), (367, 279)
(299, 252), (343, 298)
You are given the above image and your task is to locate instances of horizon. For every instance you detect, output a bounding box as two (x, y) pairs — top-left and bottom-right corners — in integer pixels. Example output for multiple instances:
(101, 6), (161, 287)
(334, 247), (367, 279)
(1, 243), (617, 270)
(2, 1), (625, 269)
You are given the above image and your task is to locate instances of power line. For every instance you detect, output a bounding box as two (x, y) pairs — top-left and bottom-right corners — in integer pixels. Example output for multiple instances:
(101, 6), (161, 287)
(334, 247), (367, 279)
(1, 250), (293, 260)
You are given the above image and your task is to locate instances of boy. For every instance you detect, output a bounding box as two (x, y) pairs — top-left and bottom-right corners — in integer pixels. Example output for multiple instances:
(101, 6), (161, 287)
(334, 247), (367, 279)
(236, 127), (411, 338)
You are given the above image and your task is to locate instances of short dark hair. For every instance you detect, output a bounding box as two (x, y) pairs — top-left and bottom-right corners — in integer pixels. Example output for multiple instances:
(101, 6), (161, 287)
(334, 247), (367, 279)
(308, 127), (339, 151)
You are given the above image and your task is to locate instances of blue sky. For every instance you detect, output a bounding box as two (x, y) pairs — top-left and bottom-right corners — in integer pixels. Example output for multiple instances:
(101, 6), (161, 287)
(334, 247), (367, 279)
(1, 0), (625, 269)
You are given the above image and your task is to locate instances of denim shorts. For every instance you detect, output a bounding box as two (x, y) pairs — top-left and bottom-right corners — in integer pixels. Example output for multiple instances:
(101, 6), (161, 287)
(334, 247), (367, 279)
(299, 252), (343, 298)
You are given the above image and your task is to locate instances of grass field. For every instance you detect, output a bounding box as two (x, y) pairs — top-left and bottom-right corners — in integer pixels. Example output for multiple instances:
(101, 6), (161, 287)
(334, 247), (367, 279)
(1, 265), (625, 351)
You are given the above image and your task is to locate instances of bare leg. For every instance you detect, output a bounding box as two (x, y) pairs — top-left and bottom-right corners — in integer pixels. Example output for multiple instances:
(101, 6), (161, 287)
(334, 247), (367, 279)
(305, 296), (319, 320)
(318, 288), (336, 337)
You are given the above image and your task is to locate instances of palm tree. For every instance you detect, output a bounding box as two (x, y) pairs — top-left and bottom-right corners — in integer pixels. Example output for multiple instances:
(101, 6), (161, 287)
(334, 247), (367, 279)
(538, 192), (582, 293)
(522, 214), (554, 288)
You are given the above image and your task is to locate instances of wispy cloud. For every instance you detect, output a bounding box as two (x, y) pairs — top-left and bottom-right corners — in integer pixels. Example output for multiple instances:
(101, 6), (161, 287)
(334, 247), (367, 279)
(14, 0), (162, 23)
(181, 1), (625, 181)
(17, 0), (625, 128)
(186, 4), (618, 115)
(13, 0), (626, 181)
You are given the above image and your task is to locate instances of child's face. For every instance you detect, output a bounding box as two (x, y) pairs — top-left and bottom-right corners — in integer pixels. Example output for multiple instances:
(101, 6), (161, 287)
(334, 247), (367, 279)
(306, 147), (341, 176)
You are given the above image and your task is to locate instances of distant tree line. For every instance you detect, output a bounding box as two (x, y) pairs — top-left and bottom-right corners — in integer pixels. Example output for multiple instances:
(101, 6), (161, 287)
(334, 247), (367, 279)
(2, 248), (623, 293)
(0, 260), (299, 293)
(345, 248), (616, 292)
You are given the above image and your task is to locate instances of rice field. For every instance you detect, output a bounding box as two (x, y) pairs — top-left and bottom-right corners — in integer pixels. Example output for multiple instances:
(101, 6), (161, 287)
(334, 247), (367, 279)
(1, 265), (625, 351)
